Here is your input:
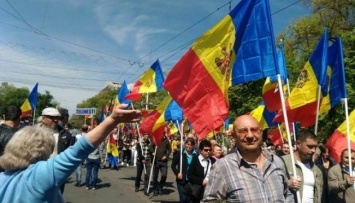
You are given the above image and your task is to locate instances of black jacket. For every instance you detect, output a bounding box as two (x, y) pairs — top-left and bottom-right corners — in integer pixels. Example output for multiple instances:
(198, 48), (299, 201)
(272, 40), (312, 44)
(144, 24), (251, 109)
(56, 125), (73, 154)
(171, 149), (198, 185)
(0, 124), (17, 156)
(187, 155), (216, 186)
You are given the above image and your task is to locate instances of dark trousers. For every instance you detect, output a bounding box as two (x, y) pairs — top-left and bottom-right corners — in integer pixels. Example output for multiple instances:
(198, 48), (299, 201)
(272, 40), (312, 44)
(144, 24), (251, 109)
(135, 160), (151, 190)
(153, 160), (168, 191)
(122, 150), (131, 164)
(85, 158), (101, 188)
(177, 182), (190, 203)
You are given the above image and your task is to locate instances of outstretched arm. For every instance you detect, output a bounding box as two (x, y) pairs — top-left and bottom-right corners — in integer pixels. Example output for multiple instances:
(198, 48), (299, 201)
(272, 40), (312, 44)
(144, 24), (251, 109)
(87, 104), (141, 147)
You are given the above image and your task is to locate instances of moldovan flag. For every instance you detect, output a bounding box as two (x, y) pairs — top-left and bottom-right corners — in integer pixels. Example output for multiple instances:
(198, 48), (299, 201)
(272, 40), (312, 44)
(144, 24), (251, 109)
(273, 30), (329, 127)
(106, 133), (119, 166)
(140, 96), (173, 146)
(250, 101), (277, 130)
(20, 83), (38, 116)
(163, 0), (279, 138)
(125, 60), (165, 101)
(319, 38), (347, 116)
(326, 109), (355, 163)
(262, 44), (288, 112)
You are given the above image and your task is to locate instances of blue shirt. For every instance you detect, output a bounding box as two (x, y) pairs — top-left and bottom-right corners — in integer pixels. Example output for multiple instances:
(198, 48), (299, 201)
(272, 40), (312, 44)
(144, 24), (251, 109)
(0, 136), (95, 203)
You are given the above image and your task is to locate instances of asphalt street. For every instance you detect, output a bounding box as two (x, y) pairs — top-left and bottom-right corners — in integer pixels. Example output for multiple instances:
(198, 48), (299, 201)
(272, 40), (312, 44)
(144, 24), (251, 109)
(63, 164), (179, 203)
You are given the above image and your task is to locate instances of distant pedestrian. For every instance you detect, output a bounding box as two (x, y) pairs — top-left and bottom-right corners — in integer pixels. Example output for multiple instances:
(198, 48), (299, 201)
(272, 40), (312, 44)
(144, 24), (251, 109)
(152, 135), (171, 196)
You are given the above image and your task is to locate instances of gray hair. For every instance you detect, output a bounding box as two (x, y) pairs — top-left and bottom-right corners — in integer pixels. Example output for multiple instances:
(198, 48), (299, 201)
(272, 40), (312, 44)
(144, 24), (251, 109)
(0, 126), (55, 171)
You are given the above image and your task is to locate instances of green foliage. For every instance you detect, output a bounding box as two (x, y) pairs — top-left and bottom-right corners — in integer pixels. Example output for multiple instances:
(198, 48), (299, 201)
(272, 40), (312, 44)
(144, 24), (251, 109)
(275, 0), (355, 142)
(0, 82), (57, 117)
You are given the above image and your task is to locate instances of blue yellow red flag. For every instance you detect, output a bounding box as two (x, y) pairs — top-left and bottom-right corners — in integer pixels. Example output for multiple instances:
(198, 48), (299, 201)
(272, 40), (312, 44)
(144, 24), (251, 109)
(163, 0), (279, 139)
(125, 60), (165, 101)
(21, 83), (38, 116)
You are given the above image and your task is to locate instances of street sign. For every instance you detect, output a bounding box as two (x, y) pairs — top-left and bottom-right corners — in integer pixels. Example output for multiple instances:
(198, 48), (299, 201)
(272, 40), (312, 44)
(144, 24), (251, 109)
(75, 108), (96, 115)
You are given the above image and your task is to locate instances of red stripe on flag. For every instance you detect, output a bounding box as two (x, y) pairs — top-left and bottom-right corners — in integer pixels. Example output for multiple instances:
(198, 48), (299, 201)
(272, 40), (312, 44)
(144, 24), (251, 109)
(326, 129), (355, 163)
(273, 101), (318, 128)
(163, 49), (228, 140)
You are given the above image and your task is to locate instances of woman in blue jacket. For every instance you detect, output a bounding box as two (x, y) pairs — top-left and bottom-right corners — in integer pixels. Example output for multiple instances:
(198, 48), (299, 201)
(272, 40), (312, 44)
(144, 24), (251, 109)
(0, 104), (140, 203)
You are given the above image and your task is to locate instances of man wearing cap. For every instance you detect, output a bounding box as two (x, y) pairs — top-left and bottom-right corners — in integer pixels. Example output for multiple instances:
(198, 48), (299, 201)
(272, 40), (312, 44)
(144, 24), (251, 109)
(40, 107), (73, 194)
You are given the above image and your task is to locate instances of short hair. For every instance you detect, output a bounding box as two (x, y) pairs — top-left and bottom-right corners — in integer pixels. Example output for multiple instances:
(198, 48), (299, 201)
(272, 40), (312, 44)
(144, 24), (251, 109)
(3, 105), (21, 121)
(81, 124), (89, 132)
(0, 126), (55, 172)
(199, 139), (212, 150)
(185, 138), (195, 146)
(318, 144), (329, 154)
(340, 148), (355, 160)
(296, 129), (317, 142)
(58, 108), (69, 118)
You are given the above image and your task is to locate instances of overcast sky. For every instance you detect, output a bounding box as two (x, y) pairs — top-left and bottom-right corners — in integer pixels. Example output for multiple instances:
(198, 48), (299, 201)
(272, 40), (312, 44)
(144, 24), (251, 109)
(0, 0), (309, 115)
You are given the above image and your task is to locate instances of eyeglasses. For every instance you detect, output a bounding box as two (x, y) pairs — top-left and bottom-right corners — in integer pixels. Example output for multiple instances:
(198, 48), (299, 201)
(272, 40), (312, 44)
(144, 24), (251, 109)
(44, 116), (59, 120)
(202, 148), (211, 152)
(236, 127), (262, 135)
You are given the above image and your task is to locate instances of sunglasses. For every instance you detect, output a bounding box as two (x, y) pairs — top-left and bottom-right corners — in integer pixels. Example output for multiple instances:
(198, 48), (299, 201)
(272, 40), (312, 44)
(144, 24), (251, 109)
(236, 127), (262, 135)
(202, 148), (211, 152)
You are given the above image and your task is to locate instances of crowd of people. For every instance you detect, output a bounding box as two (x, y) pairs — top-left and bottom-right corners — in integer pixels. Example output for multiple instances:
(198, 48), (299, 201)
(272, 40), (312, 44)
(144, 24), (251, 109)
(0, 104), (354, 203)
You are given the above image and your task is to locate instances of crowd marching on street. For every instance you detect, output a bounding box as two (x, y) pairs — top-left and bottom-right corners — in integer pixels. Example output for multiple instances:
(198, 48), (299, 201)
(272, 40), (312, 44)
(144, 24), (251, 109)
(0, 104), (354, 202)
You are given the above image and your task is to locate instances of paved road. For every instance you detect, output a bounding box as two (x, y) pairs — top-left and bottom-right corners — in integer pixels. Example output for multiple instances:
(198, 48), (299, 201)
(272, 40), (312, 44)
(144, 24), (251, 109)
(63, 164), (179, 203)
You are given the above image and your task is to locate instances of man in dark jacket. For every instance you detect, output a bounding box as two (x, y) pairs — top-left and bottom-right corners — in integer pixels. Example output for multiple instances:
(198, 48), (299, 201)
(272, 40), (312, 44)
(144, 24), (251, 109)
(135, 133), (154, 195)
(0, 105), (22, 168)
(152, 134), (171, 196)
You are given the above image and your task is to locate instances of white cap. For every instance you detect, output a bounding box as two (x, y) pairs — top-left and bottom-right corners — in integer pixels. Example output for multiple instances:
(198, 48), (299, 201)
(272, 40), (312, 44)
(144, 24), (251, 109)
(41, 107), (61, 117)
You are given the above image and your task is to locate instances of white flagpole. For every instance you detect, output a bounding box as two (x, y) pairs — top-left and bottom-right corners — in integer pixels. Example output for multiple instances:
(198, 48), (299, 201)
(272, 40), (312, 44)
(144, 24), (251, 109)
(286, 78), (297, 143)
(32, 109), (36, 126)
(314, 86), (322, 135)
(146, 93), (149, 111)
(176, 120), (183, 174)
(343, 98), (354, 188)
(147, 146), (157, 194)
(277, 124), (284, 144)
(277, 74), (301, 203)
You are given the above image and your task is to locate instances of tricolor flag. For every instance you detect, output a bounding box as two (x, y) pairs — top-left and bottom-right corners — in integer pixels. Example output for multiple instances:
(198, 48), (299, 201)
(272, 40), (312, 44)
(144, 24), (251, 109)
(125, 60), (165, 101)
(20, 83), (38, 116)
(319, 38), (347, 115)
(140, 96), (182, 146)
(273, 30), (329, 127)
(250, 101), (277, 130)
(163, 0), (279, 138)
(326, 109), (355, 163)
(106, 133), (119, 167)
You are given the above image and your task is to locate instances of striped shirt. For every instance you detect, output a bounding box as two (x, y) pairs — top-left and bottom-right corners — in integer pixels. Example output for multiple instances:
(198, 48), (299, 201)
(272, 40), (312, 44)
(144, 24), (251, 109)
(203, 149), (294, 203)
